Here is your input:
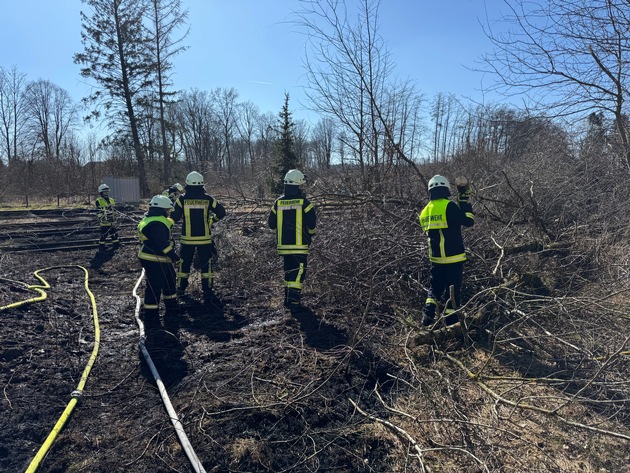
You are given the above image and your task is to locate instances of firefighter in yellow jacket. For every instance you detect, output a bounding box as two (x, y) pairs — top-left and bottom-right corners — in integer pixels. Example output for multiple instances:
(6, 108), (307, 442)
(268, 169), (317, 313)
(419, 175), (474, 326)
(171, 171), (226, 299)
(137, 195), (181, 328)
(95, 184), (120, 251)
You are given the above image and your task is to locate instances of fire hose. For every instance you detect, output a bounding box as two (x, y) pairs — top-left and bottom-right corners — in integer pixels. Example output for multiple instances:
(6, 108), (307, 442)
(0, 266), (100, 473)
(132, 270), (207, 473)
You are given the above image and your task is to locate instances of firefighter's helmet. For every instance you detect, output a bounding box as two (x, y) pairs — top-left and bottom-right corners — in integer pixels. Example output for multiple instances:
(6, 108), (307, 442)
(149, 194), (174, 210)
(186, 171), (204, 186)
(428, 175), (450, 191)
(173, 182), (184, 192)
(98, 184), (110, 193)
(284, 169), (306, 185)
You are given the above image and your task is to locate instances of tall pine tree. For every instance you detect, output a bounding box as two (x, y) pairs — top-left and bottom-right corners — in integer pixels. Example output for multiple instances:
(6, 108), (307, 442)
(271, 92), (299, 194)
(74, 0), (154, 196)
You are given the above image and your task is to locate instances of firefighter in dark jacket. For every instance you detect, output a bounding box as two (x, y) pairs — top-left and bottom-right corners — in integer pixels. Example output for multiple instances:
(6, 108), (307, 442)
(268, 169), (317, 313)
(95, 184), (120, 251)
(137, 195), (181, 328)
(171, 171), (226, 298)
(419, 175), (474, 327)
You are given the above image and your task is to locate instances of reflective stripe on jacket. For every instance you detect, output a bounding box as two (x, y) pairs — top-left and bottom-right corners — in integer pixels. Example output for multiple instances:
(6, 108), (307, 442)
(96, 196), (116, 226)
(419, 198), (474, 264)
(171, 191), (225, 245)
(269, 197), (316, 255)
(137, 215), (175, 263)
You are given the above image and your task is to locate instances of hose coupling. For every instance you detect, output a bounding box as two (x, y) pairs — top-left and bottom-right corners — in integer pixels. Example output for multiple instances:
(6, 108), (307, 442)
(71, 390), (83, 399)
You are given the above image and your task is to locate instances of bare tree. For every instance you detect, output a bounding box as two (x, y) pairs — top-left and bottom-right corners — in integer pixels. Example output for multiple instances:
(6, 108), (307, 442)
(0, 66), (28, 165)
(211, 87), (239, 174)
(146, 0), (188, 184)
(236, 100), (261, 174)
(23, 80), (78, 160)
(311, 117), (335, 169)
(482, 0), (630, 170)
(74, 0), (155, 195)
(175, 88), (218, 166)
(297, 0), (426, 192)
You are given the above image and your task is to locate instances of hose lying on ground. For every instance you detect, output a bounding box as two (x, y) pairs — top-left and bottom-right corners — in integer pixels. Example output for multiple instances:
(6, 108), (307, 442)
(0, 266), (100, 473)
(133, 269), (207, 473)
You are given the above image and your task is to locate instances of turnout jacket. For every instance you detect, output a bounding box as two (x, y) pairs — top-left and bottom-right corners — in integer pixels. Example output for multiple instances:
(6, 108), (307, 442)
(419, 197), (474, 264)
(268, 186), (317, 255)
(171, 186), (226, 245)
(137, 211), (180, 263)
(96, 195), (116, 226)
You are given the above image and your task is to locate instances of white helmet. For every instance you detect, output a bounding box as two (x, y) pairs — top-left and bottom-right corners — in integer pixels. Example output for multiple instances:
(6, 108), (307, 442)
(186, 171), (204, 186)
(173, 182), (184, 192)
(428, 175), (450, 191)
(98, 184), (110, 193)
(284, 169), (306, 185)
(149, 194), (174, 210)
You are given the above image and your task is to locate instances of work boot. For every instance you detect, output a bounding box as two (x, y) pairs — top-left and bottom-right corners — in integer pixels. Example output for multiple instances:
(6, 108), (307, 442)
(164, 297), (181, 315)
(142, 308), (160, 331)
(444, 313), (459, 326)
(287, 288), (306, 314)
(163, 302), (181, 333)
(289, 302), (307, 315)
(422, 303), (437, 327)
(283, 288), (291, 309)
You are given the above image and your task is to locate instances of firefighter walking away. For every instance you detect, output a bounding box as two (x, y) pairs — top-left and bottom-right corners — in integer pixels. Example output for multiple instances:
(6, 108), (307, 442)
(419, 175), (474, 327)
(268, 169), (317, 314)
(137, 195), (182, 330)
(171, 171), (226, 302)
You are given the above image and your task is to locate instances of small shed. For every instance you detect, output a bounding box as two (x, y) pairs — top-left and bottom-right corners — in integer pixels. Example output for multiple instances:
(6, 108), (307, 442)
(101, 177), (141, 206)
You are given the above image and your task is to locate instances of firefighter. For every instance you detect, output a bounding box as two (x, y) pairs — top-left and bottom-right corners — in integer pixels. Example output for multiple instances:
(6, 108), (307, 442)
(95, 184), (120, 251)
(163, 182), (184, 204)
(171, 171), (226, 299)
(268, 169), (317, 313)
(419, 175), (474, 327)
(137, 195), (181, 328)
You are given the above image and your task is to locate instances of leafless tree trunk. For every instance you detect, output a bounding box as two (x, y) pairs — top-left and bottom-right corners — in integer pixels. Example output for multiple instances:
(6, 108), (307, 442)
(297, 0), (427, 192)
(75, 0), (155, 196)
(0, 66), (28, 165)
(147, 0), (188, 184)
(482, 0), (630, 170)
(23, 80), (78, 160)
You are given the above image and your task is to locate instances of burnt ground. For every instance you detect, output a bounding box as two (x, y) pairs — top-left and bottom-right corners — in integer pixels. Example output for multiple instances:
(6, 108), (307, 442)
(1, 206), (630, 472)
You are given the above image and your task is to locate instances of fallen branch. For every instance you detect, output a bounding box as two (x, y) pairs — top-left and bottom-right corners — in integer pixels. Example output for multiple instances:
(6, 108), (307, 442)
(348, 398), (429, 472)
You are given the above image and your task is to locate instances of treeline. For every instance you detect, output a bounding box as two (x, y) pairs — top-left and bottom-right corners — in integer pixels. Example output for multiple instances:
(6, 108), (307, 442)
(2, 0), (630, 204)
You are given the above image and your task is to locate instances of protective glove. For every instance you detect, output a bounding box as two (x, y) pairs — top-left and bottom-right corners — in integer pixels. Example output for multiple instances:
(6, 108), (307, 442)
(455, 176), (473, 201)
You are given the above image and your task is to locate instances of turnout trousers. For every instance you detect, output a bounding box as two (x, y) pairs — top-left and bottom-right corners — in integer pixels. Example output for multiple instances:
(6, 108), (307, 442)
(99, 225), (119, 248)
(283, 254), (308, 308)
(177, 243), (215, 293)
(140, 259), (178, 318)
(424, 262), (464, 325)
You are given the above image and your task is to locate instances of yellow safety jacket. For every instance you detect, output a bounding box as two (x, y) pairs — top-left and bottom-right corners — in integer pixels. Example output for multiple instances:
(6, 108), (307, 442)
(137, 216), (176, 263)
(419, 198), (473, 264)
(96, 196), (116, 226)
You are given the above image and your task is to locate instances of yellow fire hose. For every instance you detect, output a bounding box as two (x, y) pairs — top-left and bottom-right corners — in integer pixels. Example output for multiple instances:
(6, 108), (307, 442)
(0, 273), (50, 310)
(0, 266), (100, 473)
(133, 270), (207, 473)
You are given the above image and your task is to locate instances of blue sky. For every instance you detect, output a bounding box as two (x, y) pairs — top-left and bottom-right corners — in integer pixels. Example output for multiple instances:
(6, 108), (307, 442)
(0, 0), (507, 126)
